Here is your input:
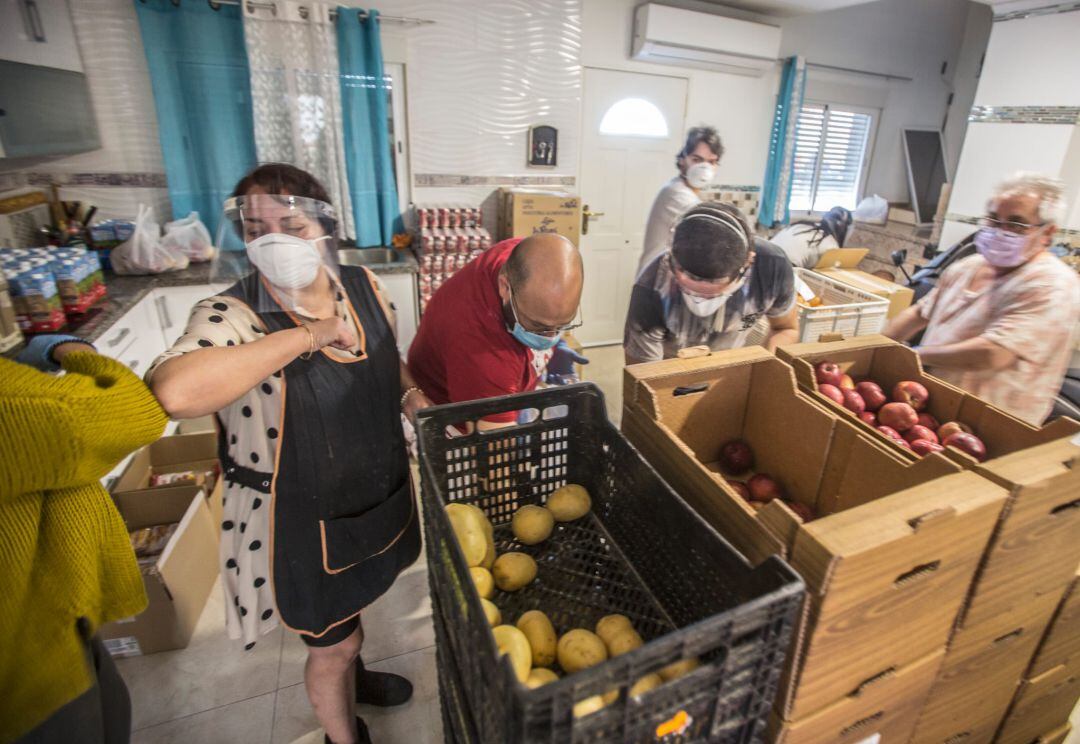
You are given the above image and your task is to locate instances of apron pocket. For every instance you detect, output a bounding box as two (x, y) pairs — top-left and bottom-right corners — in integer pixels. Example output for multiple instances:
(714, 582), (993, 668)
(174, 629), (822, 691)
(319, 480), (415, 574)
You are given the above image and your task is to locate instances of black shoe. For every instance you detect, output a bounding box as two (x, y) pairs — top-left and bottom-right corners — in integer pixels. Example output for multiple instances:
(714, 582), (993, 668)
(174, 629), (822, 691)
(355, 659), (414, 706)
(324, 716), (371, 744)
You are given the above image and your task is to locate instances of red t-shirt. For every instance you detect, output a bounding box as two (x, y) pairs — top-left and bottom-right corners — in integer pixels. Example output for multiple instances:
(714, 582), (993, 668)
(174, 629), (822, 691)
(408, 238), (546, 423)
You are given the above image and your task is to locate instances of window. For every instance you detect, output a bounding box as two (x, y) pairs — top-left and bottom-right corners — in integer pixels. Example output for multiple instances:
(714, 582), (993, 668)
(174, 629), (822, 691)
(789, 103), (875, 212)
(598, 98), (669, 138)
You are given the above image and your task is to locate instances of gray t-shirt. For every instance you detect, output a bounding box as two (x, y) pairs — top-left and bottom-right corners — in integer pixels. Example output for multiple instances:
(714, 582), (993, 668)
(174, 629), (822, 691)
(637, 176), (700, 277)
(624, 238), (796, 362)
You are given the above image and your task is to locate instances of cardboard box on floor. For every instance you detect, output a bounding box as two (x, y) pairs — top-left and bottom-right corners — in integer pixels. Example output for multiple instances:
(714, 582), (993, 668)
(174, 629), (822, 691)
(1032, 723), (1074, 744)
(812, 248), (914, 319)
(1028, 572), (1080, 678)
(911, 590), (1062, 744)
(994, 656), (1080, 744)
(620, 346), (1008, 720)
(99, 485), (218, 657)
(113, 432), (223, 526)
(499, 188), (581, 245)
(767, 649), (944, 744)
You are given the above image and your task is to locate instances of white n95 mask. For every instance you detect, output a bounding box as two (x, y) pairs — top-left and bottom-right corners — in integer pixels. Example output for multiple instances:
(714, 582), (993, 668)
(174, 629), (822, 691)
(685, 162), (717, 190)
(246, 233), (325, 289)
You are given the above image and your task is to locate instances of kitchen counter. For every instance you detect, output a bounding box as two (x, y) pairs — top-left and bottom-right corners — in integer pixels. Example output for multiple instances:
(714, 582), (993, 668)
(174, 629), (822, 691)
(4, 251), (419, 357)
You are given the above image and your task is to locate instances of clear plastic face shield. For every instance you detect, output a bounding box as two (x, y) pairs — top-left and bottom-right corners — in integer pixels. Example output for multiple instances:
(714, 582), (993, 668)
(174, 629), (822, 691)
(213, 193), (341, 315)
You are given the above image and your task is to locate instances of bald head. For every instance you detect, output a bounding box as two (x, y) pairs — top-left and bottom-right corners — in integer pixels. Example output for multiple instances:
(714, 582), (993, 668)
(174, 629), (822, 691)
(500, 234), (584, 330)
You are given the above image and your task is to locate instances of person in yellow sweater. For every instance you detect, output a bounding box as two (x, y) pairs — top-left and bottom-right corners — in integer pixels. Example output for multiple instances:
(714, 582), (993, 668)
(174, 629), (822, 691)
(1, 335), (167, 744)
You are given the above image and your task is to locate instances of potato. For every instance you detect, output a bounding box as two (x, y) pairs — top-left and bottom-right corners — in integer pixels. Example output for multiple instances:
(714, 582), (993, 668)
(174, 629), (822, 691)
(658, 657), (700, 682)
(629, 673), (663, 698)
(606, 628), (644, 657)
(595, 614), (633, 645)
(479, 507), (496, 570)
(492, 625), (531, 683)
(601, 689), (619, 705)
(470, 566), (494, 599)
(445, 503), (487, 567)
(525, 668), (559, 689)
(547, 484), (592, 522)
(493, 552), (537, 592)
(512, 505), (555, 545)
(557, 629), (608, 674)
(516, 610), (557, 667)
(480, 598), (501, 627)
(572, 695), (607, 719)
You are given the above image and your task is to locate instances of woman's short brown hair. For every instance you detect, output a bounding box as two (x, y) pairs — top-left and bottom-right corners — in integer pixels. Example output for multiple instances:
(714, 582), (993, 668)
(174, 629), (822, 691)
(232, 163), (331, 203)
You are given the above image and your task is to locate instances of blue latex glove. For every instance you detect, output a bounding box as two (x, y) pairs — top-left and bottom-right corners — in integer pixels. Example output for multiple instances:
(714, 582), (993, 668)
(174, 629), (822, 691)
(15, 334), (93, 372)
(545, 338), (589, 385)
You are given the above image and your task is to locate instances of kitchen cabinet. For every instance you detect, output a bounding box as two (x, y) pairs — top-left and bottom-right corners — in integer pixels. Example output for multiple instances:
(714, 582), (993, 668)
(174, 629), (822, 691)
(0, 0), (83, 73)
(152, 284), (228, 347)
(379, 272), (419, 353)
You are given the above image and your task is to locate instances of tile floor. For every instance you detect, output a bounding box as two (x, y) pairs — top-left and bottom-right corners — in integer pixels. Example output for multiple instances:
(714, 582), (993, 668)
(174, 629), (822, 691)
(114, 344), (1080, 743)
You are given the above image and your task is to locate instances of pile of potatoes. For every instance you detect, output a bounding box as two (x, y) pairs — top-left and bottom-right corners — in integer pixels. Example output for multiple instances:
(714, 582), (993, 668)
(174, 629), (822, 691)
(445, 484), (699, 718)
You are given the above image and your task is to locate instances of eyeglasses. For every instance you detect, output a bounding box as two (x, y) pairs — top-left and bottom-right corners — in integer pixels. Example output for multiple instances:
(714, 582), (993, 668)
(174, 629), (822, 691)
(978, 216), (1044, 235)
(508, 284), (583, 338)
(670, 256), (750, 299)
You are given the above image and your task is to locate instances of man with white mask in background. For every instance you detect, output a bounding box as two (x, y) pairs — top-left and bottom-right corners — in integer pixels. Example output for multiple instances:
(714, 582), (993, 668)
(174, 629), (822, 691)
(885, 172), (1080, 425)
(625, 202), (798, 364)
(636, 126), (724, 276)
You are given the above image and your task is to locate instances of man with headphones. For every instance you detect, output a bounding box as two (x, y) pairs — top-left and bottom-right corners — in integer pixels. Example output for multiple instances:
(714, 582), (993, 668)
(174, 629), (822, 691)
(624, 202), (799, 364)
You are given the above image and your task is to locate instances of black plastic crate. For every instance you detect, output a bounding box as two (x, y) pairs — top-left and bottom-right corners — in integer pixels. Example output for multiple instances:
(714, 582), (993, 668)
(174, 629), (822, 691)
(417, 383), (804, 744)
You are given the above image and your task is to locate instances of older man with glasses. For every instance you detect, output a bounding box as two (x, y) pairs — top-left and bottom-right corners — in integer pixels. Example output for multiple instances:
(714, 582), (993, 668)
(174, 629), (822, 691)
(408, 233), (584, 430)
(885, 172), (1080, 425)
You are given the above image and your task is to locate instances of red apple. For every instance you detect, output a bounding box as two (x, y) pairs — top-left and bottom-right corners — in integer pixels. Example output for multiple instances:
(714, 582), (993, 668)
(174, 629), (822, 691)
(858, 411), (878, 426)
(878, 402), (919, 432)
(895, 437), (913, 451)
(818, 384), (845, 405)
(719, 439), (755, 475)
(840, 374), (856, 390)
(937, 421), (973, 442)
(785, 500), (816, 522)
(855, 381), (887, 412)
(916, 413), (940, 432)
(814, 361), (844, 387)
(842, 389), (866, 415)
(903, 425), (939, 445)
(910, 440), (945, 457)
(725, 479), (751, 501)
(943, 432), (988, 462)
(748, 473), (784, 503)
(892, 381), (930, 411)
(876, 425), (903, 441)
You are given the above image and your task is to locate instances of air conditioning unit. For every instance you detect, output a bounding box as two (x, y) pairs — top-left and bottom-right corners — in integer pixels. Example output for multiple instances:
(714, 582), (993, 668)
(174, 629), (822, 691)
(632, 4), (781, 77)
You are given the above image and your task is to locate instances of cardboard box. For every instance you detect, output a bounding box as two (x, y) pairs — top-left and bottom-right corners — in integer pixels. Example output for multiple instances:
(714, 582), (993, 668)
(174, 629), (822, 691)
(812, 248), (915, 319)
(499, 188), (581, 245)
(1025, 722), (1072, 744)
(99, 486), (219, 656)
(113, 432), (223, 526)
(996, 658), (1080, 744)
(1028, 572), (1080, 678)
(910, 592), (1059, 744)
(620, 347), (1008, 719)
(777, 335), (1080, 466)
(768, 649), (944, 744)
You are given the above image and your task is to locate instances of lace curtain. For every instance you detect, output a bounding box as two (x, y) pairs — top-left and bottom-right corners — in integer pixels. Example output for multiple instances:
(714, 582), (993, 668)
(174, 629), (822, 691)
(241, 1), (355, 239)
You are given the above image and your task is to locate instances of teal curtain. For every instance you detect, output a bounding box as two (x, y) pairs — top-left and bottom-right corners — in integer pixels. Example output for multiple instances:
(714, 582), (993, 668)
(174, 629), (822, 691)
(759, 56), (806, 228)
(135, 0), (256, 236)
(336, 8), (401, 247)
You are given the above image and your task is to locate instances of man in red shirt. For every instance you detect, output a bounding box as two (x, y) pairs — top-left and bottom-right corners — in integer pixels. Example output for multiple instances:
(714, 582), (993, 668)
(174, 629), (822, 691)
(408, 234), (584, 427)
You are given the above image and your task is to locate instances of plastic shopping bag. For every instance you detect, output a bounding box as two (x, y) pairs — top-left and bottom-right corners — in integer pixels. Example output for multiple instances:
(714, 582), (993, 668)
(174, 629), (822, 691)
(111, 204), (190, 275)
(162, 211), (215, 262)
(853, 194), (889, 225)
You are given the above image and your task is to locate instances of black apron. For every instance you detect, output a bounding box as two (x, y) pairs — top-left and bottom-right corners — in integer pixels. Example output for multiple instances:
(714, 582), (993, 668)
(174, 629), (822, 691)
(223, 266), (420, 637)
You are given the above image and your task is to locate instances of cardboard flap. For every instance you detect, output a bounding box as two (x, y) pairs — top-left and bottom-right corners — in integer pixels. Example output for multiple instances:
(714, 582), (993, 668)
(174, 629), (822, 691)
(112, 485), (208, 530)
(814, 248), (869, 269)
(157, 490), (219, 643)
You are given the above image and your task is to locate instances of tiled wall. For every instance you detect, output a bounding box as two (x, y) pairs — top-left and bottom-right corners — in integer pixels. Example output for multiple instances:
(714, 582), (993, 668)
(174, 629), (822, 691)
(0, 0), (170, 223)
(940, 7), (1080, 250)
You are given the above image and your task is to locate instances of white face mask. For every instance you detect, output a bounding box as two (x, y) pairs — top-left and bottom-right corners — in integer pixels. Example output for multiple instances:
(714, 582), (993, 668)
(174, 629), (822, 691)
(246, 233), (325, 289)
(685, 162), (717, 190)
(679, 274), (747, 317)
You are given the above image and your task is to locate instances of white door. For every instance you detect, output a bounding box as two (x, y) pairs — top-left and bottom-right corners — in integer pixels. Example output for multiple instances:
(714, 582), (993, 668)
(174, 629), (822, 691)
(577, 68), (687, 346)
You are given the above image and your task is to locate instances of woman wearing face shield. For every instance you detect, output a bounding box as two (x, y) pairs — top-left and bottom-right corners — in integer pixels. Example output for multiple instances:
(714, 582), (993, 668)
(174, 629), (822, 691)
(624, 202), (799, 364)
(147, 164), (431, 744)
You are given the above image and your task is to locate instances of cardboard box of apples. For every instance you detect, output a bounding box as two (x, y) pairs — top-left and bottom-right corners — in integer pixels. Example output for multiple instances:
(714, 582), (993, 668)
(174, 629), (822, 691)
(621, 346), (1010, 720)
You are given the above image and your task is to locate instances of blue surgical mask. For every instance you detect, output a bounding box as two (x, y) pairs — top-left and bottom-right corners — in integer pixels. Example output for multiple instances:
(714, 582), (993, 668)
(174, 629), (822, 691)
(506, 286), (562, 351)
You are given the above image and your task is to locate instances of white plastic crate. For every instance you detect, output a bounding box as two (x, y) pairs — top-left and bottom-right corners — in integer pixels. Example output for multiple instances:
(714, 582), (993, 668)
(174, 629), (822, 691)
(793, 268), (889, 343)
